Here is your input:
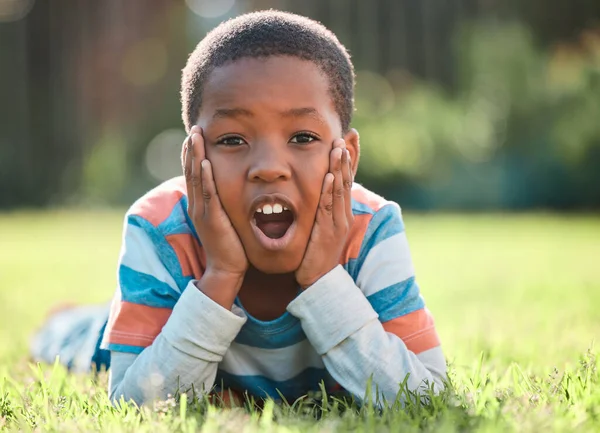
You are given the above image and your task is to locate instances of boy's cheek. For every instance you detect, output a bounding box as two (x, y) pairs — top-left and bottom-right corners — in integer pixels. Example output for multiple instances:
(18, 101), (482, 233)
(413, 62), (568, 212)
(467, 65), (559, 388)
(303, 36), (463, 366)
(209, 156), (236, 191)
(209, 167), (240, 217)
(305, 164), (329, 194)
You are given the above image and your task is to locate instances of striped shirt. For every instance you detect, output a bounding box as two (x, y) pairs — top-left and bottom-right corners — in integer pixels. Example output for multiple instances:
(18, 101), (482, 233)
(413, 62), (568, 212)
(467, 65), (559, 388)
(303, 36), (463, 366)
(102, 176), (446, 405)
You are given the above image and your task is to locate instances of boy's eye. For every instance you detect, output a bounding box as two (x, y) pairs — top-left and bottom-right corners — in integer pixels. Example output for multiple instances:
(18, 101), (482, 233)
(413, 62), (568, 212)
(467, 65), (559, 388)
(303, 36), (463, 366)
(290, 133), (318, 144)
(216, 136), (246, 146)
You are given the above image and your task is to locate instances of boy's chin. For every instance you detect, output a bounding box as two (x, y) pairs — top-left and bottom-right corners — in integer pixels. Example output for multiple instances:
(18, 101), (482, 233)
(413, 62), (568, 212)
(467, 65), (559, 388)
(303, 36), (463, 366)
(248, 256), (301, 275)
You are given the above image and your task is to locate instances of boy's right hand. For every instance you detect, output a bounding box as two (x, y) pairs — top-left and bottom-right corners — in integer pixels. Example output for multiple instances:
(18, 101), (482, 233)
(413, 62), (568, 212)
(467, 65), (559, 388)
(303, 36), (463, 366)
(183, 126), (248, 307)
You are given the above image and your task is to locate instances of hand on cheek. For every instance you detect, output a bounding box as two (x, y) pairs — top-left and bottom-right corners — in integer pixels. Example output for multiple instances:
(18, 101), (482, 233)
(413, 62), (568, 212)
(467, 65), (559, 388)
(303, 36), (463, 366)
(184, 126), (248, 306)
(295, 139), (354, 289)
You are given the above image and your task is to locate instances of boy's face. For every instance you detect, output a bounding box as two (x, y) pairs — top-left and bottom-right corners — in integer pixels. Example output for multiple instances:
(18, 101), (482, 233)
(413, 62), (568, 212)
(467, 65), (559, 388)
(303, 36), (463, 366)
(195, 56), (358, 274)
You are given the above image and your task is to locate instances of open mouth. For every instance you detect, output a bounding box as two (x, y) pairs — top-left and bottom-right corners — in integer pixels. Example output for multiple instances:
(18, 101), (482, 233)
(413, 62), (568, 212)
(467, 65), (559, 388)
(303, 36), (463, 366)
(253, 203), (295, 239)
(249, 194), (297, 251)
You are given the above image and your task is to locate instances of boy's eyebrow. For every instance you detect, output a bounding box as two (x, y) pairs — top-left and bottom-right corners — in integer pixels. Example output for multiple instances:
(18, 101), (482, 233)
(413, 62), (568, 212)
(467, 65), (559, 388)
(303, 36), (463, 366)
(280, 107), (326, 125)
(212, 107), (326, 125)
(213, 108), (254, 119)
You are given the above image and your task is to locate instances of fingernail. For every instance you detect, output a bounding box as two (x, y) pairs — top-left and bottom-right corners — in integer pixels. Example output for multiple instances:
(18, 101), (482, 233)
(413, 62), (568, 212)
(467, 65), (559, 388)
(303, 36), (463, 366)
(192, 133), (201, 147)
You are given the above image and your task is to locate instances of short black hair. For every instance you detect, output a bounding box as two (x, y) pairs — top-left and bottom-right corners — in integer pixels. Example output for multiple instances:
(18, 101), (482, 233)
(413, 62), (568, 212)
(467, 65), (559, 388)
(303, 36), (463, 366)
(181, 10), (355, 133)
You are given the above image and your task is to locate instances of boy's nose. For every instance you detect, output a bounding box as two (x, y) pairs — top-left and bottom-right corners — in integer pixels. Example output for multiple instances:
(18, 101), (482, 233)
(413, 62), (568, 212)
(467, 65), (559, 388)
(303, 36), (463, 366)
(247, 145), (292, 183)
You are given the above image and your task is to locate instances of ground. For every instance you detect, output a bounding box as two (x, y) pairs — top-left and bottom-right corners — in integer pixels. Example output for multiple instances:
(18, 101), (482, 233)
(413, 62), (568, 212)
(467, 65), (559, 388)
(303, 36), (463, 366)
(0, 211), (598, 432)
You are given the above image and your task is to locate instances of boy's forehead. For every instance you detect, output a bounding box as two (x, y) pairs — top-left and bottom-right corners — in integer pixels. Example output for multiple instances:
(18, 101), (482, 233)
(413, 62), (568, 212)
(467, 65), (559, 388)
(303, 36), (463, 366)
(200, 56), (339, 124)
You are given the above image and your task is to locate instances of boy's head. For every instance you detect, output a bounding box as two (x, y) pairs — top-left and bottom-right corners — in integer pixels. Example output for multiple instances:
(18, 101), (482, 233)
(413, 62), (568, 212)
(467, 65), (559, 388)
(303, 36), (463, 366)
(181, 10), (355, 134)
(181, 10), (360, 274)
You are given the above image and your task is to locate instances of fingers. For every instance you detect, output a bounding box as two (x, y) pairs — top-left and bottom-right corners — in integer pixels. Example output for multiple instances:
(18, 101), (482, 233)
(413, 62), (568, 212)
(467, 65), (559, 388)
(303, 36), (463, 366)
(201, 159), (218, 208)
(329, 138), (353, 228)
(191, 125), (206, 160)
(331, 146), (346, 227)
(317, 172), (334, 220)
(342, 147), (354, 224)
(184, 126), (206, 217)
(200, 158), (230, 225)
(184, 135), (194, 200)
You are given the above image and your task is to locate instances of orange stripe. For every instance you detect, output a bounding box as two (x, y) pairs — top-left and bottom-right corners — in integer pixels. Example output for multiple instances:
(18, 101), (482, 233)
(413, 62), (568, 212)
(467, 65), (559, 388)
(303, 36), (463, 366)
(382, 308), (440, 354)
(129, 177), (187, 227)
(339, 213), (372, 265)
(106, 301), (172, 348)
(351, 184), (389, 212)
(166, 233), (206, 279)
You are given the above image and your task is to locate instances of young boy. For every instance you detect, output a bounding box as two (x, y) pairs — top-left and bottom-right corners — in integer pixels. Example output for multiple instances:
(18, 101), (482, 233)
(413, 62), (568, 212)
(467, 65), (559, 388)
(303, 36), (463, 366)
(33, 10), (446, 406)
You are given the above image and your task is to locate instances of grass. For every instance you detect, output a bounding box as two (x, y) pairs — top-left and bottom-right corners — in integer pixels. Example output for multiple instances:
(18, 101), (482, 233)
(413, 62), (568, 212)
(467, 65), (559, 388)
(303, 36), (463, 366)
(0, 210), (599, 432)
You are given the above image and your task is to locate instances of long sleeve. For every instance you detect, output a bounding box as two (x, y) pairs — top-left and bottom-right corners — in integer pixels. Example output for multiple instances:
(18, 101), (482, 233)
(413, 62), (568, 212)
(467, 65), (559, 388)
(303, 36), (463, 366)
(108, 283), (246, 405)
(100, 187), (248, 406)
(287, 266), (445, 404)
(287, 196), (446, 404)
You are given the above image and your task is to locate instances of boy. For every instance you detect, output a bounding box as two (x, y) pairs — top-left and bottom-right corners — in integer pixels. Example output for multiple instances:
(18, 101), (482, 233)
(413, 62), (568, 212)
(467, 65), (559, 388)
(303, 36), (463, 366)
(33, 10), (446, 406)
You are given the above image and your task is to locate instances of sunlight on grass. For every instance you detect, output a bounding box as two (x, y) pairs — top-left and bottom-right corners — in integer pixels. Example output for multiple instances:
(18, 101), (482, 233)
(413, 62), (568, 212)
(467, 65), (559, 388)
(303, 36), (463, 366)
(0, 211), (598, 431)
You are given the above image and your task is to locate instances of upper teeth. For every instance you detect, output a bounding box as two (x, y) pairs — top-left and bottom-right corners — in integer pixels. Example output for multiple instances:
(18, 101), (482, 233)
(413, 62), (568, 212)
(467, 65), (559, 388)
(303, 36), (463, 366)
(256, 203), (288, 214)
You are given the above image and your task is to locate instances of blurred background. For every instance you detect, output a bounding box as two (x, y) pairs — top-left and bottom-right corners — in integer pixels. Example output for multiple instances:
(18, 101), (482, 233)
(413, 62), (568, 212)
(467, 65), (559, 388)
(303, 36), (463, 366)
(1, 0), (600, 210)
(1, 3), (600, 407)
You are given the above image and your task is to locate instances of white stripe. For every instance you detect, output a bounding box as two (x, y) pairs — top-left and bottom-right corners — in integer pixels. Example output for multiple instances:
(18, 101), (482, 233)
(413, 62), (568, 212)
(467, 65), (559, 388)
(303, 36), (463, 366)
(416, 346), (447, 383)
(356, 232), (415, 297)
(219, 339), (325, 382)
(120, 223), (179, 291)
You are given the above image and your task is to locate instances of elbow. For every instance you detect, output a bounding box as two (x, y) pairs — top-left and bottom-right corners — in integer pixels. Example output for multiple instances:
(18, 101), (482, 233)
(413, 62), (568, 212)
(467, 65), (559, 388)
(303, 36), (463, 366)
(109, 384), (142, 408)
(420, 373), (446, 400)
(424, 367), (447, 396)
(429, 360), (449, 396)
(109, 387), (128, 408)
(384, 369), (448, 407)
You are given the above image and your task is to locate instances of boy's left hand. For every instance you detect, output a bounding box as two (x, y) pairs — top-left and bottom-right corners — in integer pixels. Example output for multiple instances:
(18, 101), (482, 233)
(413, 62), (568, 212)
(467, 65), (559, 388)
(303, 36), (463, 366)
(295, 139), (354, 289)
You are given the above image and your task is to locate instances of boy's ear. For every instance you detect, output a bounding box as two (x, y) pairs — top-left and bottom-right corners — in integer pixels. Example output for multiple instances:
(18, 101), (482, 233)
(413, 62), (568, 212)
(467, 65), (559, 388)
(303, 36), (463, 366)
(343, 128), (360, 177)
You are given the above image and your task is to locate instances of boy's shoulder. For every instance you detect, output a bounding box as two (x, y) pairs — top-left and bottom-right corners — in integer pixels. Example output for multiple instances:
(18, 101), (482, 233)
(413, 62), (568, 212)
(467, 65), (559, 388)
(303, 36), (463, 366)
(127, 176), (188, 229)
(126, 176), (203, 280)
(342, 184), (404, 267)
(350, 183), (399, 216)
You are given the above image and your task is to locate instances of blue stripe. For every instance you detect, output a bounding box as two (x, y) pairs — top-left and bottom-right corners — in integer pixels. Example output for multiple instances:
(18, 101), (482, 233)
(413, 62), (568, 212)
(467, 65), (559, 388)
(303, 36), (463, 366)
(367, 277), (425, 322)
(343, 259), (359, 282)
(351, 198), (375, 215)
(349, 204), (405, 280)
(105, 343), (145, 355)
(235, 320), (307, 349)
(179, 195), (202, 243)
(127, 215), (143, 228)
(119, 265), (181, 308)
(127, 215), (191, 290)
(233, 298), (304, 349)
(158, 197), (195, 236)
(215, 367), (332, 400)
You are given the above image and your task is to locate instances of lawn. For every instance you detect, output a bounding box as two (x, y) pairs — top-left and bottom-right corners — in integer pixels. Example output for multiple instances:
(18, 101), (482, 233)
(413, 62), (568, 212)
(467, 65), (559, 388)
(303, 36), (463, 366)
(0, 211), (598, 432)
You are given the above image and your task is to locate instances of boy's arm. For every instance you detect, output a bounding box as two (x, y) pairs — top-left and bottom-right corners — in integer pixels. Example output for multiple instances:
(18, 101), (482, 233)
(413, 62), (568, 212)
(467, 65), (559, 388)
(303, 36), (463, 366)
(108, 280), (246, 405)
(287, 203), (446, 404)
(104, 214), (246, 405)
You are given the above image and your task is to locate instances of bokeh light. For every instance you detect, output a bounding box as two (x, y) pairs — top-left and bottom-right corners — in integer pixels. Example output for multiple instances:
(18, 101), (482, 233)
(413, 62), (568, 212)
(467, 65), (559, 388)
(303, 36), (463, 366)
(185, 0), (235, 18)
(0, 0), (34, 22)
(145, 129), (187, 182)
(3, 1), (600, 211)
